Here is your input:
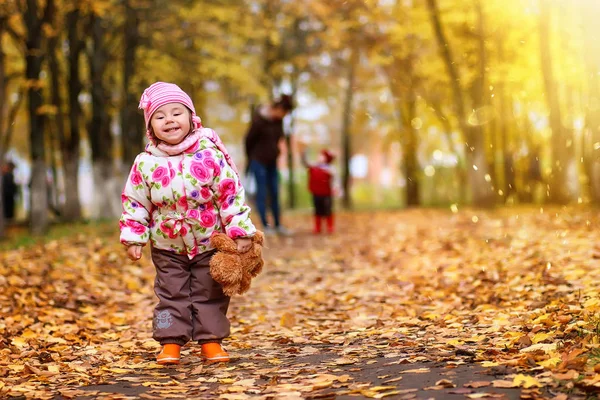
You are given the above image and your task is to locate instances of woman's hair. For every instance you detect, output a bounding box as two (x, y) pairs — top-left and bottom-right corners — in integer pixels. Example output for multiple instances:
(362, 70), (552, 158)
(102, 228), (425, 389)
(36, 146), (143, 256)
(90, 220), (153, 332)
(272, 94), (294, 111)
(148, 106), (194, 144)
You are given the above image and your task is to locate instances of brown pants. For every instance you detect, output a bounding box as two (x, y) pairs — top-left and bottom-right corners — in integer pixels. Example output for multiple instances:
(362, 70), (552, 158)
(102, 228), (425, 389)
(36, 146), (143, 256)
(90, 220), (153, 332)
(151, 247), (230, 346)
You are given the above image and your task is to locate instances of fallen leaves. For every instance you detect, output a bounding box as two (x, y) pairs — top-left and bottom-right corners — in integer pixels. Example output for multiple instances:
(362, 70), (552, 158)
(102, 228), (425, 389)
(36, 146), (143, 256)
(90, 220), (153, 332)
(3, 208), (600, 398)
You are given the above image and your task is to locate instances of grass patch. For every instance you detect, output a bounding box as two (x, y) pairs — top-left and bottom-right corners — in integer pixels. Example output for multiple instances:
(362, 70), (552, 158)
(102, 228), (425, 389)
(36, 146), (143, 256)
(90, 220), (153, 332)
(0, 219), (118, 251)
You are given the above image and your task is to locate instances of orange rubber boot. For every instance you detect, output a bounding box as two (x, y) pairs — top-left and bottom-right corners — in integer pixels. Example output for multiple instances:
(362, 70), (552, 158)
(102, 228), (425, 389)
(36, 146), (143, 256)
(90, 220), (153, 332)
(201, 342), (230, 363)
(157, 344), (181, 365)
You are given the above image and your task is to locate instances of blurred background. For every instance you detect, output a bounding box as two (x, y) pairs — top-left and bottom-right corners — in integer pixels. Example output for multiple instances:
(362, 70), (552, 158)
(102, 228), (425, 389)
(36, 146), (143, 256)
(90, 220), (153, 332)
(1, 0), (599, 236)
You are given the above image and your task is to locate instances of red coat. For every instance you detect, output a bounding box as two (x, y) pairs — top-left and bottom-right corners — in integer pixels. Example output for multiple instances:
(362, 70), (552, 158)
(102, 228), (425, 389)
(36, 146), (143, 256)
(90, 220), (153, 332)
(308, 166), (333, 196)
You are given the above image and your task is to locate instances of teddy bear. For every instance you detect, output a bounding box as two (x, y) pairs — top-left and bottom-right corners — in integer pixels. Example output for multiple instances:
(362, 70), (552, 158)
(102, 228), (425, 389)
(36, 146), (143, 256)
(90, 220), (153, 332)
(209, 231), (265, 296)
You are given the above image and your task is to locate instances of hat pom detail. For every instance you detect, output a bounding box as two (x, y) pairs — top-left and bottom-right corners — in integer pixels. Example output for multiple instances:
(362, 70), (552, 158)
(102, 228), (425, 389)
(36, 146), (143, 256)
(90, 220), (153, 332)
(138, 92), (151, 111)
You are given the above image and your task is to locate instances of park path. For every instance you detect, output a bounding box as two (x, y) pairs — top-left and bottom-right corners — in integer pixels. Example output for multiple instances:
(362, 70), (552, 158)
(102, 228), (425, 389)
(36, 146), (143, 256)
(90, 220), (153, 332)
(2, 207), (599, 399)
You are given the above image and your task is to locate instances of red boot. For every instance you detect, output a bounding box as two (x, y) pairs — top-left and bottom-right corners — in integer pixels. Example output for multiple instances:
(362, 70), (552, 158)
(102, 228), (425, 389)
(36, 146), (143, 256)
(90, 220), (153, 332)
(313, 216), (322, 234)
(326, 215), (334, 234)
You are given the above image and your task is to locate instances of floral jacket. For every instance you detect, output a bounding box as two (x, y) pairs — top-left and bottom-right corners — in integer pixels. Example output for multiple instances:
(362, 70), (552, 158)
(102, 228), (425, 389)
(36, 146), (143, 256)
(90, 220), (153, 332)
(120, 130), (256, 258)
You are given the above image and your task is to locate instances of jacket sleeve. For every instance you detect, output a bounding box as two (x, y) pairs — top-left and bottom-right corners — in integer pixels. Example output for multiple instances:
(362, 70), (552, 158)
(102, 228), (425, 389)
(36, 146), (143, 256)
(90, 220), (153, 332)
(211, 149), (257, 239)
(119, 155), (153, 246)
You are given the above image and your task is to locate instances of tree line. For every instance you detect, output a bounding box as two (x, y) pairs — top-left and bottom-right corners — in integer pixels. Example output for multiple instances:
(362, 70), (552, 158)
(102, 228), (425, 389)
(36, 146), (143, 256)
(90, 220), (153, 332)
(0, 0), (598, 238)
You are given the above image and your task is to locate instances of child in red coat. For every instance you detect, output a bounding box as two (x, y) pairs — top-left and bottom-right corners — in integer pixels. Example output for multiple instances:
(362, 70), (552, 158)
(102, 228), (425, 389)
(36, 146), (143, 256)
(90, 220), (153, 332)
(302, 148), (337, 234)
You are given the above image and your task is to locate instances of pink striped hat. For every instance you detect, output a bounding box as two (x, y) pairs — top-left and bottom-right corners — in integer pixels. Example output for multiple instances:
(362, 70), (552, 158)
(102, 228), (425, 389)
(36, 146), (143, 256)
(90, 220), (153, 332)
(138, 82), (202, 141)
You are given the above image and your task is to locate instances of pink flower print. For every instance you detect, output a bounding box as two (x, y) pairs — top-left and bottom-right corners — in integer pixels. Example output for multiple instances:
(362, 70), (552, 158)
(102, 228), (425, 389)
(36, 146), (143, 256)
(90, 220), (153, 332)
(220, 195), (235, 210)
(170, 168), (176, 179)
(187, 209), (200, 219)
(121, 194), (128, 203)
(152, 166), (168, 182)
(219, 179), (236, 196)
(160, 221), (178, 239)
(161, 176), (171, 187)
(131, 170), (143, 186)
(126, 220), (146, 235)
(190, 162), (211, 182)
(199, 211), (216, 228)
(178, 196), (187, 208)
(203, 157), (220, 176)
(179, 225), (188, 236)
(201, 187), (211, 199)
(228, 226), (247, 239)
(188, 246), (198, 257)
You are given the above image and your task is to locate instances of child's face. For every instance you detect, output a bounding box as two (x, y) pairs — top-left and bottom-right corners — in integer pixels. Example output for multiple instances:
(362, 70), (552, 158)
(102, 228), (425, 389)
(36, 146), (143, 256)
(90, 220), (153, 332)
(317, 153), (327, 164)
(150, 103), (192, 145)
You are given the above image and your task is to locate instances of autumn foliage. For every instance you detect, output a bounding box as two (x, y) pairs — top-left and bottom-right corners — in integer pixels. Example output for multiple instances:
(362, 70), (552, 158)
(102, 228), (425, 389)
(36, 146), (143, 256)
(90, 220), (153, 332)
(2, 208), (600, 398)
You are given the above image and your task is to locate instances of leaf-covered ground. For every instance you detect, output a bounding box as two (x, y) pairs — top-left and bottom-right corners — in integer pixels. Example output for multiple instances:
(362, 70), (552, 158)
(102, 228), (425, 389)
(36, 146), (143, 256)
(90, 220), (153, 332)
(2, 207), (600, 399)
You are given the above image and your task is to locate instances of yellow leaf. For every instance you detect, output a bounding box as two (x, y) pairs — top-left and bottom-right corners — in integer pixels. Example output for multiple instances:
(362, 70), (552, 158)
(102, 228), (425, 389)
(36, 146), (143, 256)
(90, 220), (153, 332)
(219, 378), (235, 384)
(11, 337), (28, 348)
(520, 343), (557, 353)
(400, 367), (430, 374)
(513, 374), (542, 388)
(280, 312), (296, 328)
(106, 368), (131, 374)
(21, 329), (37, 339)
(537, 357), (561, 368)
(531, 332), (551, 344)
(492, 380), (517, 388)
(369, 386), (397, 392)
(48, 365), (60, 373)
(480, 361), (499, 367)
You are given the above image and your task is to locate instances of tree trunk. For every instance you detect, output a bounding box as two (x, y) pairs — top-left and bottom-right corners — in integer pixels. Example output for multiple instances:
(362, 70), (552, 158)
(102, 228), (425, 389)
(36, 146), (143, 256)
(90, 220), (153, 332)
(426, 0), (495, 207)
(121, 0), (143, 167)
(474, 0), (495, 197)
(62, 9), (83, 221)
(89, 14), (120, 219)
(286, 70), (300, 209)
(341, 48), (357, 209)
(47, 34), (65, 216)
(539, 1), (571, 204)
(582, 0), (600, 203)
(24, 0), (55, 234)
(0, 17), (6, 237)
(496, 37), (512, 201)
(405, 85), (419, 206)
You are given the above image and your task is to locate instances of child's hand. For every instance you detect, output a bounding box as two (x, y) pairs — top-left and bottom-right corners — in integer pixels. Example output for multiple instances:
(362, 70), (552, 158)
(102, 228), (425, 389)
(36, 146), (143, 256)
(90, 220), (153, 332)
(235, 237), (252, 253)
(127, 245), (143, 261)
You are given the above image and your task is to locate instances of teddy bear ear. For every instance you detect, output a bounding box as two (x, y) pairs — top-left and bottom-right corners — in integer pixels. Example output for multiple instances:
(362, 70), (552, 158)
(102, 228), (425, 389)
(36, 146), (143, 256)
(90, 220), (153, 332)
(253, 230), (265, 245)
(210, 233), (237, 252)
